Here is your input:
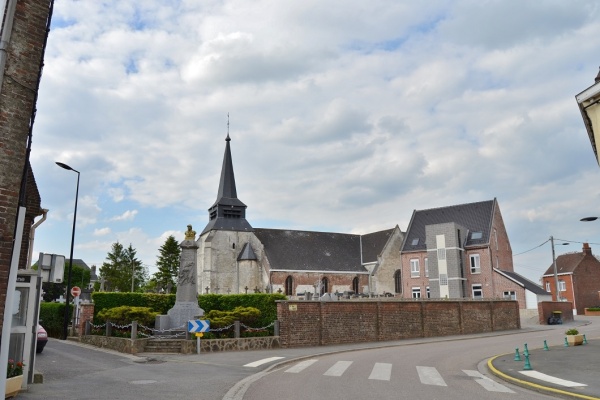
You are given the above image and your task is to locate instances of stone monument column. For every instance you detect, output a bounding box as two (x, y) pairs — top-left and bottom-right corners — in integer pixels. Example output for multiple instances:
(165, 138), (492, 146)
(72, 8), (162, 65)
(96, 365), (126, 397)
(166, 225), (204, 329)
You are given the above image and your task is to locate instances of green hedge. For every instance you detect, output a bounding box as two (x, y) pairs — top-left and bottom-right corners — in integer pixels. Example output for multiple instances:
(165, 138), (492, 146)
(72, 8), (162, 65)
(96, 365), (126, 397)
(39, 302), (73, 338)
(91, 292), (286, 329)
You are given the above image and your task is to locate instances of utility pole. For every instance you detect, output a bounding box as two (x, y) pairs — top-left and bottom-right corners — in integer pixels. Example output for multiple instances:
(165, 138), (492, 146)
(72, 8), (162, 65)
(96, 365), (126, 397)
(551, 236), (560, 301)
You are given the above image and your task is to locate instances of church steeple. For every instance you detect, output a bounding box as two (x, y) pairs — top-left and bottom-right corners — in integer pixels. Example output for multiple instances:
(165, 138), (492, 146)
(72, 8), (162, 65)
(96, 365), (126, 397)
(201, 134), (253, 235)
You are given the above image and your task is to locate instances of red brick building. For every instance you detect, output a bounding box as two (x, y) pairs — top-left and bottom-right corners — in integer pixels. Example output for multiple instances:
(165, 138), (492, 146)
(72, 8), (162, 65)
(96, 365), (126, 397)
(541, 243), (600, 315)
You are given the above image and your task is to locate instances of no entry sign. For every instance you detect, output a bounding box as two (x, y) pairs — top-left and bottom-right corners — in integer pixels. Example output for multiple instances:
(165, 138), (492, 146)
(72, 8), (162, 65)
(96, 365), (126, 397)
(71, 286), (81, 297)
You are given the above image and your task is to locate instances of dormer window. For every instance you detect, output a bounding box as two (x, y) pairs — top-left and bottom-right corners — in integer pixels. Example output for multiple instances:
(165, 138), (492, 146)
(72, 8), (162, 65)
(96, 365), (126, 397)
(471, 232), (483, 240)
(411, 238), (419, 246)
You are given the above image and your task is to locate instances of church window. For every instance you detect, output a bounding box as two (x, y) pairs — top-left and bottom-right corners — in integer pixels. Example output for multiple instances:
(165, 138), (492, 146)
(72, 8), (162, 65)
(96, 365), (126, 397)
(320, 277), (329, 296)
(394, 270), (401, 293)
(232, 243), (235, 249)
(352, 277), (359, 294)
(285, 276), (293, 296)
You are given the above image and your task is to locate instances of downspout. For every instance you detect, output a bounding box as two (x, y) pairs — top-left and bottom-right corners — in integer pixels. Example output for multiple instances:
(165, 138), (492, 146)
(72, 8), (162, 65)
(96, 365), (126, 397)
(27, 208), (48, 268)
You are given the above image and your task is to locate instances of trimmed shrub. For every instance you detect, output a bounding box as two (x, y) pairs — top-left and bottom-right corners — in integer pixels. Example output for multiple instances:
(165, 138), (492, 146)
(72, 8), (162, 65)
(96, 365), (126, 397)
(97, 306), (158, 326)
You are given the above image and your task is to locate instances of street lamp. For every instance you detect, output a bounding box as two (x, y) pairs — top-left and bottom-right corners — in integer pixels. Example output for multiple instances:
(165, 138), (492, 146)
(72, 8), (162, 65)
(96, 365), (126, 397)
(56, 162), (80, 340)
(550, 236), (569, 301)
(580, 216), (598, 222)
(575, 68), (600, 165)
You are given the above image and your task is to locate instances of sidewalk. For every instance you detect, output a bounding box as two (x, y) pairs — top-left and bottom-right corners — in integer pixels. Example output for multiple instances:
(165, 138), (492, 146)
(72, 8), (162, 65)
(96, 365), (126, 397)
(489, 319), (600, 399)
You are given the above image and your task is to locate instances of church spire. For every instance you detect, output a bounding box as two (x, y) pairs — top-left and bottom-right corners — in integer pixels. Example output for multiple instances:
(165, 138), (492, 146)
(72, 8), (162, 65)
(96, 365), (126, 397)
(201, 130), (253, 235)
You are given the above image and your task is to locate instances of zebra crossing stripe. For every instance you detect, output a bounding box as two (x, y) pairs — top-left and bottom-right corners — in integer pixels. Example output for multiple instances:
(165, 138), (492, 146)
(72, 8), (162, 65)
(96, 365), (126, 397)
(285, 359), (318, 373)
(463, 370), (514, 393)
(519, 371), (587, 387)
(368, 363), (392, 381)
(417, 366), (447, 386)
(243, 357), (285, 368)
(324, 361), (353, 377)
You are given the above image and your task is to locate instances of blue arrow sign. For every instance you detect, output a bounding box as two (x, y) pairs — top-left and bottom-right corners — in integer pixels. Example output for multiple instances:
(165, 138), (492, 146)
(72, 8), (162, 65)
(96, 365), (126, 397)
(188, 319), (210, 333)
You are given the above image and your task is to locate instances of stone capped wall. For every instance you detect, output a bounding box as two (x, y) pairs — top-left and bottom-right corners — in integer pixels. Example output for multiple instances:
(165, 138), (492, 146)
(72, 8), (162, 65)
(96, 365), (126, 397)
(277, 299), (520, 348)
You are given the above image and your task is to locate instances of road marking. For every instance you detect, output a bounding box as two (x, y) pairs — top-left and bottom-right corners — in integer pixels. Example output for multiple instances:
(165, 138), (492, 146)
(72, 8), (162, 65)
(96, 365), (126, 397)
(323, 361), (353, 377)
(463, 370), (514, 393)
(368, 363), (392, 381)
(243, 357), (285, 368)
(417, 366), (447, 386)
(285, 359), (318, 373)
(519, 371), (587, 387)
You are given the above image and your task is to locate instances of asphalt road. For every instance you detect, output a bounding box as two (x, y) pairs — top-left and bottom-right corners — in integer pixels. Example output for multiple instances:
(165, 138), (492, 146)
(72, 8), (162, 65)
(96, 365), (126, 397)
(19, 317), (600, 400)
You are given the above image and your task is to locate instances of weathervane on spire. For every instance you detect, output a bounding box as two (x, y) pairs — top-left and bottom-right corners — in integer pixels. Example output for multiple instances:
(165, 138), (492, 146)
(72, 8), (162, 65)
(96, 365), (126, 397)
(226, 113), (230, 141)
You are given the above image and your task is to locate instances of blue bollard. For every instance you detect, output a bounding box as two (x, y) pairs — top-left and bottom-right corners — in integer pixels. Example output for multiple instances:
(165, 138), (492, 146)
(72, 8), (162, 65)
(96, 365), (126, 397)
(583, 334), (588, 345)
(514, 347), (521, 361)
(523, 353), (533, 370)
(564, 337), (569, 347)
(523, 343), (529, 357)
(543, 340), (549, 351)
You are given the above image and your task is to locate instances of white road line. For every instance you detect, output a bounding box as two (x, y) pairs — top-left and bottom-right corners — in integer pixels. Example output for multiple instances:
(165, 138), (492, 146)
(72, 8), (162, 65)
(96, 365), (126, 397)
(323, 361), (353, 377)
(243, 357), (285, 368)
(285, 359), (319, 373)
(463, 370), (515, 393)
(416, 366), (447, 386)
(368, 363), (392, 381)
(519, 371), (587, 387)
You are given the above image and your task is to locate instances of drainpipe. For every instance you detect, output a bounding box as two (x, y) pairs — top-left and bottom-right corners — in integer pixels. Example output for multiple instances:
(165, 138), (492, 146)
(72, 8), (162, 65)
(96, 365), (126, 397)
(27, 208), (48, 268)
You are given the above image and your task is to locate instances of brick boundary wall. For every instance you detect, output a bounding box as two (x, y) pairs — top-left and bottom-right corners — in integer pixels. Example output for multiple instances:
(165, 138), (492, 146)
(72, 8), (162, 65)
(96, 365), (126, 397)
(538, 301), (574, 325)
(277, 299), (520, 348)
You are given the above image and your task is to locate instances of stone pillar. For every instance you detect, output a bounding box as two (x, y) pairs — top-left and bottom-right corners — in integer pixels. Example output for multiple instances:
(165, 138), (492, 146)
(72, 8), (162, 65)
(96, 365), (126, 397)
(167, 225), (204, 329)
(77, 303), (95, 337)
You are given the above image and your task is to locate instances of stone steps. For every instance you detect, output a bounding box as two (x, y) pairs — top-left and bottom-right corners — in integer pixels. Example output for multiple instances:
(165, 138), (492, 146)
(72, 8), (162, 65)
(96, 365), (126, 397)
(143, 339), (185, 353)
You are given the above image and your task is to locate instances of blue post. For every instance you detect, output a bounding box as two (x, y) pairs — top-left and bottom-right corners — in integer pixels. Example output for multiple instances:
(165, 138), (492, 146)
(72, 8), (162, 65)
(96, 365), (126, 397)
(514, 348), (521, 361)
(523, 343), (529, 357)
(543, 340), (549, 351)
(564, 337), (569, 347)
(583, 334), (588, 345)
(523, 353), (533, 370)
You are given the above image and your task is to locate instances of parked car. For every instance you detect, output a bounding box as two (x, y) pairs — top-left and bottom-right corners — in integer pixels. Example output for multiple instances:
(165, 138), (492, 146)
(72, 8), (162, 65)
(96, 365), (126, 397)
(36, 325), (48, 353)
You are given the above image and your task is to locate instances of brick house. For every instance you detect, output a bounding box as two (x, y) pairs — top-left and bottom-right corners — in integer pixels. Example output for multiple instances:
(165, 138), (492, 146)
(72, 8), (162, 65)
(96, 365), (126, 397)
(0, 0), (52, 333)
(399, 199), (543, 310)
(541, 243), (600, 315)
(196, 135), (405, 296)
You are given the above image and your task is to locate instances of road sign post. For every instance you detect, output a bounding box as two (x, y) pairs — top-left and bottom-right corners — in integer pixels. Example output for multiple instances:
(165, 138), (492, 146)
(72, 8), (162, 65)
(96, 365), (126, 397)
(188, 320), (210, 354)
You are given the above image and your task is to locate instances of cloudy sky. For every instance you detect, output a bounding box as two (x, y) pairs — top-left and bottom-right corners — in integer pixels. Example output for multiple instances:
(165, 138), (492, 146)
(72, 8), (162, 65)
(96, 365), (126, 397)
(30, 0), (600, 285)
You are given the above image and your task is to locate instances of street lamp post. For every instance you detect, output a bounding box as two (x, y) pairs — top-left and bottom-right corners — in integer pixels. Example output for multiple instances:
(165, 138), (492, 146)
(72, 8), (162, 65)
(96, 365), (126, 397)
(550, 236), (569, 302)
(56, 162), (80, 340)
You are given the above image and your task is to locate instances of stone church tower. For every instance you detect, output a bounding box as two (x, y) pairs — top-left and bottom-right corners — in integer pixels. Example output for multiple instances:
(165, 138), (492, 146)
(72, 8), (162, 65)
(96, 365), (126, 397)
(196, 135), (267, 294)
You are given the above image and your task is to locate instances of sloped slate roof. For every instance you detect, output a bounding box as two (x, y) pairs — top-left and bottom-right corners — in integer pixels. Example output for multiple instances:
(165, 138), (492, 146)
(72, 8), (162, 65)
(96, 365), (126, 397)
(237, 242), (258, 261)
(498, 270), (550, 295)
(361, 228), (394, 264)
(402, 199), (495, 252)
(253, 228), (365, 272)
(542, 251), (600, 276)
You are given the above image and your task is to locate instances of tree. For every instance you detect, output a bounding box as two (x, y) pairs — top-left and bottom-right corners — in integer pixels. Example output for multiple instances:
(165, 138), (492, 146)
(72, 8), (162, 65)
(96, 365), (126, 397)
(153, 235), (180, 293)
(99, 242), (147, 292)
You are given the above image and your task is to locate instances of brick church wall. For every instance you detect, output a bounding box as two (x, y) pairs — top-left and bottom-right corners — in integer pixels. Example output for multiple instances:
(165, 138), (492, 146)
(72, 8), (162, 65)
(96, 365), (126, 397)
(277, 299), (520, 347)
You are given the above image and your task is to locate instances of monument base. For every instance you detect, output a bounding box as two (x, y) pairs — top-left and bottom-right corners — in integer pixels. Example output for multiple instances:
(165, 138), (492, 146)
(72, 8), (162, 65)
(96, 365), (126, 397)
(167, 302), (204, 330)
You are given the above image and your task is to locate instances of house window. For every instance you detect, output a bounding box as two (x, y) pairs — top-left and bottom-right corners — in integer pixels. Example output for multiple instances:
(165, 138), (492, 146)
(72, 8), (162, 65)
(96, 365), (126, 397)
(470, 254), (480, 274)
(426, 286), (430, 299)
(437, 248), (446, 260)
(321, 277), (329, 295)
(545, 282), (551, 292)
(410, 259), (420, 278)
(472, 284), (483, 299)
(285, 276), (293, 296)
(439, 274), (448, 286)
(503, 291), (516, 300)
(559, 280), (566, 292)
(411, 238), (419, 246)
(352, 277), (359, 294)
(394, 270), (401, 293)
(412, 287), (421, 299)
(424, 258), (429, 277)
(471, 231), (483, 240)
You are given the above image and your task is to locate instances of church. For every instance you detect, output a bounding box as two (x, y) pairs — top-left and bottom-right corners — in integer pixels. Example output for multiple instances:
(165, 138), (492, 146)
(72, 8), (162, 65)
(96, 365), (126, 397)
(196, 135), (405, 297)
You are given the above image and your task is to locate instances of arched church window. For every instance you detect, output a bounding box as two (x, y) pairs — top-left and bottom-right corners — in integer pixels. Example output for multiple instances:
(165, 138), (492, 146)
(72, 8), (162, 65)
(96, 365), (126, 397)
(394, 270), (402, 293)
(352, 277), (359, 294)
(320, 277), (329, 296)
(285, 276), (293, 296)
(232, 243), (235, 249)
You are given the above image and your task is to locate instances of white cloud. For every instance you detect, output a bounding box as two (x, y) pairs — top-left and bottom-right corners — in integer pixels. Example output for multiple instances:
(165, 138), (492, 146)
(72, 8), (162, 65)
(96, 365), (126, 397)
(93, 227), (111, 236)
(110, 210), (138, 222)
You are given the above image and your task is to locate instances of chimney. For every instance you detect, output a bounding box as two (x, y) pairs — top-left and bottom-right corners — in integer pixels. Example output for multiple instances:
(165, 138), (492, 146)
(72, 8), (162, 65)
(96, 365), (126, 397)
(583, 242), (592, 256)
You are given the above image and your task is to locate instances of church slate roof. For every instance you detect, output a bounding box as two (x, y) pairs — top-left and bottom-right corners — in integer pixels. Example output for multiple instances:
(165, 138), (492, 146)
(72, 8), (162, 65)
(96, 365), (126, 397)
(402, 199), (496, 252)
(253, 228), (366, 273)
(361, 228), (395, 264)
(237, 242), (258, 261)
